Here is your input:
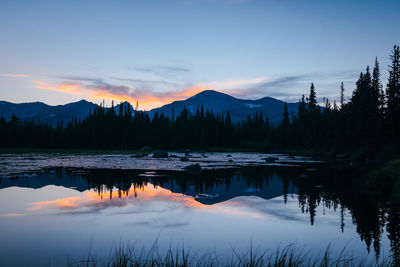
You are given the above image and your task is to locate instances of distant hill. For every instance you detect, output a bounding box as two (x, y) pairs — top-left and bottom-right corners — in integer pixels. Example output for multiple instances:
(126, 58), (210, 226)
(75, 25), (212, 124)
(0, 100), (98, 127)
(149, 90), (299, 124)
(0, 91), (299, 126)
(0, 100), (137, 127)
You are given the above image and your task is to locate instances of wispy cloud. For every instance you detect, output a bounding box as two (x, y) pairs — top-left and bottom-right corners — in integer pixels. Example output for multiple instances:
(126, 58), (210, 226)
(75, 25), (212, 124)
(131, 65), (191, 77)
(1, 213), (26, 217)
(205, 76), (269, 90)
(31, 75), (268, 109)
(32, 79), (138, 104)
(112, 77), (179, 87)
(230, 70), (360, 102)
(1, 73), (29, 78)
(31, 69), (359, 109)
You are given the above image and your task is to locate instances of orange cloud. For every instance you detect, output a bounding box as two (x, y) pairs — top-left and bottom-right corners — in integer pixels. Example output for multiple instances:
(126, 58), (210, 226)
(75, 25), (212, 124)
(32, 79), (137, 103)
(2, 73), (29, 78)
(1, 213), (26, 217)
(32, 80), (83, 95)
(31, 79), (214, 110)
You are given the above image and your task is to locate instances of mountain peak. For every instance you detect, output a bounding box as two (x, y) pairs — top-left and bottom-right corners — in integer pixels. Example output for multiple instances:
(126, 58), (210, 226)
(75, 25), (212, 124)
(76, 99), (90, 104)
(192, 90), (230, 97)
(195, 89), (224, 95)
(149, 90), (299, 125)
(189, 90), (237, 102)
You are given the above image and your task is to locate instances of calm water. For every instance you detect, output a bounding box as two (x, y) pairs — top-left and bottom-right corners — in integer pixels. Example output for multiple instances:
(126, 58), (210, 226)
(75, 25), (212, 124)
(0, 154), (399, 266)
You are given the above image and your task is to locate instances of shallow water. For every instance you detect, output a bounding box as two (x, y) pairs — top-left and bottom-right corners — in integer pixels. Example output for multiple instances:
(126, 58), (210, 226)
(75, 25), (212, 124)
(0, 153), (398, 266)
(0, 152), (318, 177)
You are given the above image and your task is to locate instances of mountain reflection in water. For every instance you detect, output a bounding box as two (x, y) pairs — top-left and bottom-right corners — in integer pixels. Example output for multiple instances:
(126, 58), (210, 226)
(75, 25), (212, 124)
(0, 164), (399, 265)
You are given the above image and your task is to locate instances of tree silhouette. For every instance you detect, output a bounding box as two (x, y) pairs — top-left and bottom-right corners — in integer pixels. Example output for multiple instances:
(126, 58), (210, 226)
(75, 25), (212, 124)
(340, 81), (345, 106)
(386, 45), (400, 138)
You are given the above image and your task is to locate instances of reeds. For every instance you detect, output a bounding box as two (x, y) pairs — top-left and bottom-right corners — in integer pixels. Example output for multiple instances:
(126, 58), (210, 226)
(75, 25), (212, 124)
(63, 243), (393, 267)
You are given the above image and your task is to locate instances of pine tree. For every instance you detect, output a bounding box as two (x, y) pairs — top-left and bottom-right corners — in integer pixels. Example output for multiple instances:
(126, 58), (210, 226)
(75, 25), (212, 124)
(298, 94), (307, 120)
(308, 83), (317, 112)
(372, 58), (383, 115)
(324, 98), (331, 114)
(386, 45), (400, 136)
(283, 103), (289, 125)
(340, 82), (345, 106)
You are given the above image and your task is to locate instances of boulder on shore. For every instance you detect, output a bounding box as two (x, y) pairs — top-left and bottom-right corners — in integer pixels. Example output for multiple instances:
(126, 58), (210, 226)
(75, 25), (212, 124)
(152, 150), (169, 158)
(263, 156), (279, 163)
(183, 163), (202, 172)
(131, 153), (147, 158)
(180, 157), (190, 162)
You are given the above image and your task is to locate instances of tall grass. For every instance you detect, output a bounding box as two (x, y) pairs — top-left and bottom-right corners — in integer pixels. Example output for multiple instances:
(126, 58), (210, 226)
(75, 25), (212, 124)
(63, 243), (394, 267)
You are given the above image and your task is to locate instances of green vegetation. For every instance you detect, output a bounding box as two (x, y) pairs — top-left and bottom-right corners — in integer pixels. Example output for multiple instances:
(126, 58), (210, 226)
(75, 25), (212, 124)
(62, 243), (392, 267)
(368, 160), (400, 199)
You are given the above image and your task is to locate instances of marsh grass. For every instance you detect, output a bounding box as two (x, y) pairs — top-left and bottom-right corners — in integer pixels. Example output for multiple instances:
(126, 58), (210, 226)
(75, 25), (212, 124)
(62, 243), (394, 267)
(368, 159), (400, 199)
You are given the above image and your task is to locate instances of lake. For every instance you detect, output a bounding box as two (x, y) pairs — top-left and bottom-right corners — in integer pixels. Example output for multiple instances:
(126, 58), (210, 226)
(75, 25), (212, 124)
(0, 152), (398, 266)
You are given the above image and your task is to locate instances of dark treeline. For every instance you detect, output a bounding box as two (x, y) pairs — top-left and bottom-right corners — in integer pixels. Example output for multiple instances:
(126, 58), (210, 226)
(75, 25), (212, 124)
(1, 46), (399, 157)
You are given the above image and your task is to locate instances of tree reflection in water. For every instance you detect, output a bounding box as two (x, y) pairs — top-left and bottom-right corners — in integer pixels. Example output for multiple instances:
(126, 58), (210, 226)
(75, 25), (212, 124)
(2, 164), (399, 264)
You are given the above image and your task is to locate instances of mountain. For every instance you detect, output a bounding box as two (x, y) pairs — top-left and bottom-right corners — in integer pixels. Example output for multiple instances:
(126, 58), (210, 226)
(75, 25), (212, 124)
(0, 99), (98, 127)
(160, 175), (295, 205)
(0, 91), (299, 126)
(0, 168), (297, 205)
(149, 90), (299, 124)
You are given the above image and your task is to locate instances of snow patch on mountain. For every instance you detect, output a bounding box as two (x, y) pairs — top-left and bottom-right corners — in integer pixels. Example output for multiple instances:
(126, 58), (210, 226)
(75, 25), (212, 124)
(245, 103), (262, 108)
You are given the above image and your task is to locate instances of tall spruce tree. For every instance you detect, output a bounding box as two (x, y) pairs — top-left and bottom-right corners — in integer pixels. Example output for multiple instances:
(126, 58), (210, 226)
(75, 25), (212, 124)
(386, 45), (400, 136)
(298, 94), (307, 120)
(372, 58), (383, 116)
(340, 81), (345, 106)
(350, 66), (380, 145)
(283, 103), (290, 125)
(308, 83), (317, 113)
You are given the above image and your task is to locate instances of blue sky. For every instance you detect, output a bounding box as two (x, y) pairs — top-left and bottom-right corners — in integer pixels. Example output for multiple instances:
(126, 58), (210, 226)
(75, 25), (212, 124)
(0, 0), (399, 109)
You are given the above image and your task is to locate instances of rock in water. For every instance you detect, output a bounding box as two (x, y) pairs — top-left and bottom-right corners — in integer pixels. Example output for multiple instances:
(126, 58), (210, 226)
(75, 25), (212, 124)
(183, 163), (201, 172)
(152, 150), (169, 158)
(180, 157), (189, 162)
(131, 153), (147, 158)
(263, 156), (279, 163)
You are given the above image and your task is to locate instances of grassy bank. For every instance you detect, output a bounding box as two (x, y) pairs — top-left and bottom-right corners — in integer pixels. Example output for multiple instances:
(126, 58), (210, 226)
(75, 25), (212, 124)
(62, 243), (393, 267)
(368, 159), (400, 200)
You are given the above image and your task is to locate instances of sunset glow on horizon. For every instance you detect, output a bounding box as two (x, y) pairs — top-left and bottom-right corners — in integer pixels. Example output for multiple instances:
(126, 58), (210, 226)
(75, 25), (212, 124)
(31, 79), (218, 110)
(30, 77), (273, 110)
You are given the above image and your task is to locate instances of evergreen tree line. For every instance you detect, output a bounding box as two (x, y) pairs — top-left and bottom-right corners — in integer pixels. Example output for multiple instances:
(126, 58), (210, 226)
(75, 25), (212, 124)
(277, 45), (400, 157)
(0, 45), (399, 156)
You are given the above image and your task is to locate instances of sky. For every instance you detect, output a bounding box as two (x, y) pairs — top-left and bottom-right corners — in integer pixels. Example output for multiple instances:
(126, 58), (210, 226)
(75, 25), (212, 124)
(0, 0), (399, 110)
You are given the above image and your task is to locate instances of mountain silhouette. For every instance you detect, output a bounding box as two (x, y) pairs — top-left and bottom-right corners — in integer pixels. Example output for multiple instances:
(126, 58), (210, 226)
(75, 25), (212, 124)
(1, 90), (299, 126)
(149, 90), (299, 124)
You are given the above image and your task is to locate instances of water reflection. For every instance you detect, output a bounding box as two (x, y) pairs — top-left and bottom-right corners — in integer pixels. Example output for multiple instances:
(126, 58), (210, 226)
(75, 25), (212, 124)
(0, 164), (399, 264)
